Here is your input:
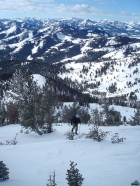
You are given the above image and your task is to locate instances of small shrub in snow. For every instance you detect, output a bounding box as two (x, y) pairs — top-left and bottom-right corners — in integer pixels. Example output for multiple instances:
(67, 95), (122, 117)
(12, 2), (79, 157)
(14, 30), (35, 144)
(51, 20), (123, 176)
(86, 126), (110, 142)
(20, 125), (55, 134)
(0, 161), (9, 180)
(24, 129), (30, 134)
(40, 125), (56, 134)
(64, 131), (75, 140)
(66, 161), (84, 186)
(131, 180), (139, 185)
(123, 116), (127, 124)
(111, 133), (126, 143)
(20, 127), (33, 134)
(46, 171), (57, 186)
(0, 133), (18, 145)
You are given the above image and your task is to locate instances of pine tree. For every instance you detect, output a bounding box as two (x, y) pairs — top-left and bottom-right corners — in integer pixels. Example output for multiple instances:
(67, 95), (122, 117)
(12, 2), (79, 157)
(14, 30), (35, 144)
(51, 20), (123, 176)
(108, 107), (122, 125)
(90, 107), (103, 126)
(61, 102), (81, 123)
(61, 102), (90, 123)
(101, 99), (122, 125)
(6, 102), (18, 124)
(101, 99), (110, 124)
(8, 70), (56, 135)
(42, 80), (56, 133)
(66, 161), (84, 186)
(0, 161), (9, 180)
(17, 72), (43, 135)
(131, 108), (140, 125)
(0, 99), (6, 126)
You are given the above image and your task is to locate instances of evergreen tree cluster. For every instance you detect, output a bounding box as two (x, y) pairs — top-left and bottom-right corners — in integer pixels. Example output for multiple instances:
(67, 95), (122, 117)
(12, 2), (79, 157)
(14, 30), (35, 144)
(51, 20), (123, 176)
(0, 161), (9, 181)
(46, 161), (84, 186)
(130, 108), (140, 125)
(0, 65), (139, 128)
(7, 70), (56, 135)
(60, 102), (90, 124)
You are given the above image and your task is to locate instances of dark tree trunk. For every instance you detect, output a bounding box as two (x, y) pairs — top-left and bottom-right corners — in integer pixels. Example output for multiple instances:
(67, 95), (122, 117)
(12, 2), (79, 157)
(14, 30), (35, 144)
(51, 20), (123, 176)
(34, 121), (42, 135)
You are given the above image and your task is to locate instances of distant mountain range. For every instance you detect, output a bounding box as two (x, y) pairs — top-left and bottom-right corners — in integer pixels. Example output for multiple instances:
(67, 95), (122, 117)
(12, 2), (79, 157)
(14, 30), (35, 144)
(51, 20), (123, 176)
(0, 18), (140, 105)
(0, 17), (140, 62)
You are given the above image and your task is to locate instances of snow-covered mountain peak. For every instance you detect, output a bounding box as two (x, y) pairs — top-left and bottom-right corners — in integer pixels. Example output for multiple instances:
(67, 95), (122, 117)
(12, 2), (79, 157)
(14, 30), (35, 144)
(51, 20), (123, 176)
(0, 18), (140, 104)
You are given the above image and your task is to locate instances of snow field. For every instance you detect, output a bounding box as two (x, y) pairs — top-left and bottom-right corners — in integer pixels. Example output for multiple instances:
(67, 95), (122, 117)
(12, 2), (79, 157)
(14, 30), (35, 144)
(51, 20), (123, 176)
(0, 123), (140, 186)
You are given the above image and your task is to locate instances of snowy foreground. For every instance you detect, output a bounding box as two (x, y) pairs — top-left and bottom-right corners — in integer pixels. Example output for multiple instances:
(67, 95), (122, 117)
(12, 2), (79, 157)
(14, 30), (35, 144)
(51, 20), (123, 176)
(0, 123), (140, 186)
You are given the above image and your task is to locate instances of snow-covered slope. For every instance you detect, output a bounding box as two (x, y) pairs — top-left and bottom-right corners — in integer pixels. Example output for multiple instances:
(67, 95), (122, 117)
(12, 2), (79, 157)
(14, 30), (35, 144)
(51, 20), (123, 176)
(1, 120), (140, 186)
(57, 55), (140, 103)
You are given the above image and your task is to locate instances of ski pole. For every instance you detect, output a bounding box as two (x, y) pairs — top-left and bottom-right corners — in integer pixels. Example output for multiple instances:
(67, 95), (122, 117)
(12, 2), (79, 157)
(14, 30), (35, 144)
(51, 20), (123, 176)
(79, 123), (81, 135)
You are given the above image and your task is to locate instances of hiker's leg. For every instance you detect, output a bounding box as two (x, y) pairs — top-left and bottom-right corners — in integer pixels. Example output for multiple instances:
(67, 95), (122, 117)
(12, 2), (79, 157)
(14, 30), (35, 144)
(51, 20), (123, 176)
(75, 124), (78, 134)
(76, 124), (78, 131)
(71, 123), (75, 132)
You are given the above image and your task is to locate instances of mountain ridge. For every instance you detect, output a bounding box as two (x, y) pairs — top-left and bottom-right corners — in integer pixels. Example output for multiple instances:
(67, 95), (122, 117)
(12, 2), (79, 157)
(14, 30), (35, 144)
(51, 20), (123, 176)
(0, 18), (140, 105)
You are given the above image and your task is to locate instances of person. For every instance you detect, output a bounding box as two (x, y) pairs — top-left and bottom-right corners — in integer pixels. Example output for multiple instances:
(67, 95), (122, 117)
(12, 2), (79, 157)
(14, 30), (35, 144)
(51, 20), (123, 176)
(71, 114), (81, 135)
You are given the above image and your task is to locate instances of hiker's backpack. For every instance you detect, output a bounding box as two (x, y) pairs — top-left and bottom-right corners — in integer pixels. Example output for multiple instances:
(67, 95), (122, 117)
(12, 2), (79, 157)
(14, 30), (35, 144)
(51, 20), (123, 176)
(71, 114), (77, 124)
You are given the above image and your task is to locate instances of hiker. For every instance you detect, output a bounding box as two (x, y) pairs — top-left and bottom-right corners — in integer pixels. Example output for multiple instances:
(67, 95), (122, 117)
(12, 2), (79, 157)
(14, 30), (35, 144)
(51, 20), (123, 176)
(71, 114), (81, 135)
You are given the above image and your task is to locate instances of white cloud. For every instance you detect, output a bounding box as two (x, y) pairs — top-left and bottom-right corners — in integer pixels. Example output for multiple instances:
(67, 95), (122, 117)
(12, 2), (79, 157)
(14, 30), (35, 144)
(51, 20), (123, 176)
(55, 4), (140, 19)
(119, 11), (140, 18)
(56, 4), (97, 14)
(56, 0), (139, 20)
(0, 0), (139, 20)
(0, 0), (54, 13)
(72, 0), (117, 4)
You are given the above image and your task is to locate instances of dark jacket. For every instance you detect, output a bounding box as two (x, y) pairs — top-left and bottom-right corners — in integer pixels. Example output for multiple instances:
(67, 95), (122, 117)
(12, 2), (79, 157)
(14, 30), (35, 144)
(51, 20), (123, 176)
(71, 115), (81, 125)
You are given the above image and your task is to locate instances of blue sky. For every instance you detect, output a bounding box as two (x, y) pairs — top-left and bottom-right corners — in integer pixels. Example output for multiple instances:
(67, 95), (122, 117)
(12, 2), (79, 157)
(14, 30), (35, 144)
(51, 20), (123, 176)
(0, 0), (140, 22)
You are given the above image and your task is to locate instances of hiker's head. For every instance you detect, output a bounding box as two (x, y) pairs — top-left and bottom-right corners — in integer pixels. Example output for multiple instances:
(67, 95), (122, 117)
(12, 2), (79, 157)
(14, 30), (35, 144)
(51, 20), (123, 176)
(76, 114), (80, 118)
